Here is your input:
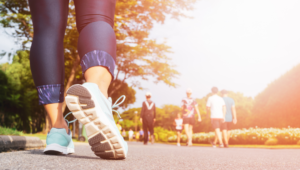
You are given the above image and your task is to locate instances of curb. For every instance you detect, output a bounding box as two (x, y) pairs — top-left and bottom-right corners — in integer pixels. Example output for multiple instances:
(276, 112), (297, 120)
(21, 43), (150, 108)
(0, 135), (44, 152)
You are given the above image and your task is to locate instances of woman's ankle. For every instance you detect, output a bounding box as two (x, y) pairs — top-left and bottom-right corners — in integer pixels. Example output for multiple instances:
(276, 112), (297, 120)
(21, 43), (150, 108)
(52, 119), (68, 133)
(44, 103), (68, 133)
(84, 66), (112, 99)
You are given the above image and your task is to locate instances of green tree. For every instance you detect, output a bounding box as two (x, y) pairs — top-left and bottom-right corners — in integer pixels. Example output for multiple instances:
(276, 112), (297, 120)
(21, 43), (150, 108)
(226, 91), (253, 129)
(0, 51), (44, 132)
(119, 108), (143, 130)
(155, 104), (181, 130)
(253, 64), (300, 128)
(0, 0), (196, 132)
(0, 0), (196, 106)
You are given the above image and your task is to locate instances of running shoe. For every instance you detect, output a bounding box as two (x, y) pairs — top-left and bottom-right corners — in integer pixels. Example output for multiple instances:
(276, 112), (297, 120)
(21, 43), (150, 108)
(44, 128), (74, 155)
(65, 83), (128, 159)
(177, 143), (181, 147)
(219, 144), (224, 148)
(44, 113), (76, 155)
(224, 144), (229, 148)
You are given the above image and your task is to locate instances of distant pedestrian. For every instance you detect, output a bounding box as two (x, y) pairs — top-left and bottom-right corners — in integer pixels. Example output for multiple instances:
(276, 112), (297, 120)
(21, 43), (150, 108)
(221, 90), (237, 146)
(148, 131), (150, 142)
(140, 92), (156, 145)
(122, 129), (126, 139)
(174, 113), (183, 146)
(116, 121), (122, 134)
(181, 88), (201, 146)
(139, 128), (144, 142)
(206, 87), (227, 148)
(129, 129), (134, 141)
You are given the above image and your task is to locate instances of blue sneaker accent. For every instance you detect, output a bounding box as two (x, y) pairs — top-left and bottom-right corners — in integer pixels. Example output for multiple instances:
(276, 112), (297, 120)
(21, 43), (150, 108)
(44, 113), (77, 155)
(44, 128), (74, 155)
(65, 83), (128, 159)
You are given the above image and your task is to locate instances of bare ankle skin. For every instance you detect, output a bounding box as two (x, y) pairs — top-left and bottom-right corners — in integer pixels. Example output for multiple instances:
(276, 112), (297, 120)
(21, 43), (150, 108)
(44, 103), (68, 133)
(84, 66), (112, 98)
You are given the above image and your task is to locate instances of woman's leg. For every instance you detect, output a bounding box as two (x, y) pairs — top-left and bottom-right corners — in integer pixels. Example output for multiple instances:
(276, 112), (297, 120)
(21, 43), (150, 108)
(184, 124), (190, 144)
(189, 125), (193, 144)
(65, 0), (127, 159)
(177, 131), (181, 144)
(75, 0), (116, 97)
(29, 0), (69, 133)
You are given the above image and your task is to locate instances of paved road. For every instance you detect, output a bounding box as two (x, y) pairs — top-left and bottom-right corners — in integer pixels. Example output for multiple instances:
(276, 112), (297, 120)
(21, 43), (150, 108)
(1, 142), (300, 170)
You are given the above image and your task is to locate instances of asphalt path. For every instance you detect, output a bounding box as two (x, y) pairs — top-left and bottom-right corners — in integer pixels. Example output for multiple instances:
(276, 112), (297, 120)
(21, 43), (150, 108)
(1, 142), (300, 170)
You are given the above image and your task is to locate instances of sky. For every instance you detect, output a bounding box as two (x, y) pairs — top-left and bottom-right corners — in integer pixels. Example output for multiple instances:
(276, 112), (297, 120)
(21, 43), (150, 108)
(1, 0), (300, 109)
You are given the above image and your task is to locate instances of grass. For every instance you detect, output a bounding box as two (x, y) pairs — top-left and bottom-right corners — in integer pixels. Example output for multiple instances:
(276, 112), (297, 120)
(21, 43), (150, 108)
(22, 133), (88, 143)
(0, 126), (23, 136)
(22, 133), (47, 140)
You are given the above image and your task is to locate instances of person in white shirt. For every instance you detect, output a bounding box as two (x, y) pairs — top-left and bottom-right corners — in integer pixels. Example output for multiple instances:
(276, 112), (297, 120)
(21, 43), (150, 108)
(174, 113), (183, 146)
(128, 128), (134, 141)
(206, 87), (227, 148)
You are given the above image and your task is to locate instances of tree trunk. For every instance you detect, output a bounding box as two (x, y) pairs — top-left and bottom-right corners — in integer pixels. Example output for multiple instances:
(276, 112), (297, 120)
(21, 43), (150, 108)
(62, 54), (81, 113)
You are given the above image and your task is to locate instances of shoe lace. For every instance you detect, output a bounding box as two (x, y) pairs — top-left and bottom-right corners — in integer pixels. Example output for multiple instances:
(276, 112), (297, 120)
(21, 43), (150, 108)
(64, 112), (77, 127)
(111, 95), (126, 118)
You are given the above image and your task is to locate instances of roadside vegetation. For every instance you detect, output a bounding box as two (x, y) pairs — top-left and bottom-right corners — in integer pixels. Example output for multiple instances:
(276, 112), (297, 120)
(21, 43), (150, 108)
(0, 126), (23, 136)
(167, 128), (300, 145)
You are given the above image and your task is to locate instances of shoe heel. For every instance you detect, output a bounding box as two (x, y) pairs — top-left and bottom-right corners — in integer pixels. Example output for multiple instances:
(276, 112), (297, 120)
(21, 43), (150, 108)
(65, 84), (126, 159)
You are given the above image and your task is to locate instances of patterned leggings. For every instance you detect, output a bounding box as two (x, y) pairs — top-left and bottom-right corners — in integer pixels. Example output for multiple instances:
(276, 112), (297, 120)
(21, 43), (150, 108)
(28, 0), (116, 105)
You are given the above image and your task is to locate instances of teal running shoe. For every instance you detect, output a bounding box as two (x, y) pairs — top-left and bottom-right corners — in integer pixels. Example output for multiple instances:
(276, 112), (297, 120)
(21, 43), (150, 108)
(65, 83), (128, 159)
(44, 113), (76, 155)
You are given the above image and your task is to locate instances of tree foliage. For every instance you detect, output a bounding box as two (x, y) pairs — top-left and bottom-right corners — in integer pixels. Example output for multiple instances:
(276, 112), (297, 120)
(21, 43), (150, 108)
(0, 0), (203, 133)
(253, 63), (300, 128)
(155, 104), (181, 130)
(0, 0), (196, 108)
(0, 51), (44, 132)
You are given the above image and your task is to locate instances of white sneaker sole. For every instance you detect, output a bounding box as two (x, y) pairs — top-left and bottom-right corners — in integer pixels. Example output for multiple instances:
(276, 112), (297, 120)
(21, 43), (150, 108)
(65, 84), (126, 159)
(44, 143), (69, 155)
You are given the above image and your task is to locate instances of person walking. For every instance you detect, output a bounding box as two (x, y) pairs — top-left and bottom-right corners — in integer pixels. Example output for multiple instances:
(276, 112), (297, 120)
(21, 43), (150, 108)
(122, 129), (126, 139)
(140, 92), (156, 145)
(221, 90), (237, 146)
(128, 129), (134, 141)
(206, 87), (227, 148)
(139, 128), (144, 142)
(116, 122), (122, 134)
(174, 113), (183, 146)
(181, 88), (201, 146)
(28, 0), (127, 159)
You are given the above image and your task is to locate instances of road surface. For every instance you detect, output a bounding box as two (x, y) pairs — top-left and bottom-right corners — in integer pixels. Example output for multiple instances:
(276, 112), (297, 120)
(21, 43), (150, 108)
(1, 142), (300, 169)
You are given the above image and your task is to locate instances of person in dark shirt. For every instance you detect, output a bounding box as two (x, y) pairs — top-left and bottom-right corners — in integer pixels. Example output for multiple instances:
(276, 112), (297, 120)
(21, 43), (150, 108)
(140, 92), (156, 145)
(139, 128), (144, 142)
(221, 90), (237, 146)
